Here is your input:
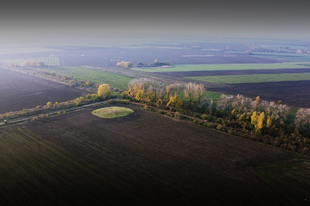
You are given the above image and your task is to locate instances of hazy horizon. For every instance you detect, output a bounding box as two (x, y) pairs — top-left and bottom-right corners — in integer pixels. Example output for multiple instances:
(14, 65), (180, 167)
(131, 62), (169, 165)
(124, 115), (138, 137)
(1, 0), (310, 46)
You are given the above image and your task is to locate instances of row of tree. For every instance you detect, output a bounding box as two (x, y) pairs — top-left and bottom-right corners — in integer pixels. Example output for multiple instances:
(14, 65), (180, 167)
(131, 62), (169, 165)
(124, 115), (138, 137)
(116, 61), (132, 68)
(21, 60), (45, 67)
(121, 78), (310, 155)
(122, 78), (206, 108)
(215, 94), (308, 131)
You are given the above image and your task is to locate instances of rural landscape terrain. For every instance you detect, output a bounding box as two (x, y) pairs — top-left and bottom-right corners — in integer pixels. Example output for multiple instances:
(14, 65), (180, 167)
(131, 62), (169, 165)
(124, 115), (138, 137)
(1, 38), (310, 205)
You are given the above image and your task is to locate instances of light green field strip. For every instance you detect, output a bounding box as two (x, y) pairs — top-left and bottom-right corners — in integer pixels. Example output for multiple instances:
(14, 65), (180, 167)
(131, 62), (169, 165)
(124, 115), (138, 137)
(133, 63), (310, 72)
(30, 66), (133, 90)
(206, 91), (222, 99)
(188, 73), (310, 84)
(0, 57), (60, 66)
(0, 47), (63, 54)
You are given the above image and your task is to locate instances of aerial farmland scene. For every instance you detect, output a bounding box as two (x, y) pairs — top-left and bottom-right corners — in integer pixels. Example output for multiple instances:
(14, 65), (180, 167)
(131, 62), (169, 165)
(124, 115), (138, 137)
(1, 1), (310, 206)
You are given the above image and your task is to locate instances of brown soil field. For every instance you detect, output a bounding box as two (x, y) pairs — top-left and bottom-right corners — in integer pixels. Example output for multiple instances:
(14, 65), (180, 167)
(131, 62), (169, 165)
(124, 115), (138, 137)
(211, 80), (310, 108)
(0, 47), (279, 67)
(0, 67), (88, 113)
(56, 48), (280, 66)
(2, 104), (307, 205)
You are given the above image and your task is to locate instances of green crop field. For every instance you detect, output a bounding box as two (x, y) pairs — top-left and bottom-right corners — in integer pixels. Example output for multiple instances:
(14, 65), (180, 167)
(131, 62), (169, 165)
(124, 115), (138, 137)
(31, 66), (133, 90)
(206, 91), (222, 99)
(1, 57), (60, 66)
(188, 73), (310, 84)
(133, 63), (310, 72)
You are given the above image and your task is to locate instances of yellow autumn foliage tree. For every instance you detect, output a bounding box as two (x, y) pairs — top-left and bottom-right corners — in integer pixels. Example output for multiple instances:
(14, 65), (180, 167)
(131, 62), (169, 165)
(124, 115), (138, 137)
(251, 111), (265, 133)
(251, 111), (258, 125)
(135, 89), (145, 102)
(145, 87), (155, 103)
(167, 95), (183, 109)
(266, 115), (273, 128)
(97, 84), (111, 98)
(257, 112), (265, 130)
(166, 85), (170, 102)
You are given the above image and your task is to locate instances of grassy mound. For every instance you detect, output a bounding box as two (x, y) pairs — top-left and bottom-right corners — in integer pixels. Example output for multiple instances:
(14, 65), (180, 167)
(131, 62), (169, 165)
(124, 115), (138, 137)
(92, 106), (134, 118)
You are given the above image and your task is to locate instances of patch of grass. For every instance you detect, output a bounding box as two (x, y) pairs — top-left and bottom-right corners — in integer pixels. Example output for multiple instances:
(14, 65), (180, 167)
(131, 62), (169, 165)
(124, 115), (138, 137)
(133, 63), (310, 72)
(30, 66), (133, 90)
(92, 106), (134, 118)
(206, 91), (222, 99)
(188, 73), (310, 84)
(256, 160), (310, 206)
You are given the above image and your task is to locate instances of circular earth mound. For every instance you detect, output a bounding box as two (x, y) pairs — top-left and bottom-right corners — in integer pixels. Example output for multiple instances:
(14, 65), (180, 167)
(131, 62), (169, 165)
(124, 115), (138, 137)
(92, 106), (134, 118)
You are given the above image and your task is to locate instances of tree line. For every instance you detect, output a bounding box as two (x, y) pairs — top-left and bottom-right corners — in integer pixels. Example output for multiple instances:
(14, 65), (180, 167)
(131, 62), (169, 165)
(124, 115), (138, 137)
(121, 78), (310, 155)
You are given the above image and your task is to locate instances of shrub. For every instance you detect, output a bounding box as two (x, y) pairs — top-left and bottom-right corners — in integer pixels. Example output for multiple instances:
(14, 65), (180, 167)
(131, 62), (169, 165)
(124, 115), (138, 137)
(107, 99), (118, 104)
(121, 99), (130, 104)
(215, 118), (221, 123)
(193, 113), (201, 118)
(117, 61), (132, 68)
(193, 119), (199, 124)
(47, 102), (53, 108)
(201, 114), (208, 120)
(174, 112), (181, 119)
(157, 110), (165, 115)
(91, 94), (101, 102)
(208, 123), (216, 128)
(31, 117), (38, 121)
(216, 124), (223, 130)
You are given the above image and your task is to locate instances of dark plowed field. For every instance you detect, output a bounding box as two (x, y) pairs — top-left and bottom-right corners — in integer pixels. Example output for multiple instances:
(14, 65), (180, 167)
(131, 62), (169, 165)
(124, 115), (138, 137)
(56, 48), (280, 66)
(0, 67), (87, 113)
(2, 104), (305, 205)
(211, 80), (310, 108)
(156, 68), (310, 77)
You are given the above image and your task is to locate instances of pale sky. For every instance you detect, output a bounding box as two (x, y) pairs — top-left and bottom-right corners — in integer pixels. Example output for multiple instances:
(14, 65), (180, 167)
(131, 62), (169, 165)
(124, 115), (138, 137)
(1, 0), (309, 46)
